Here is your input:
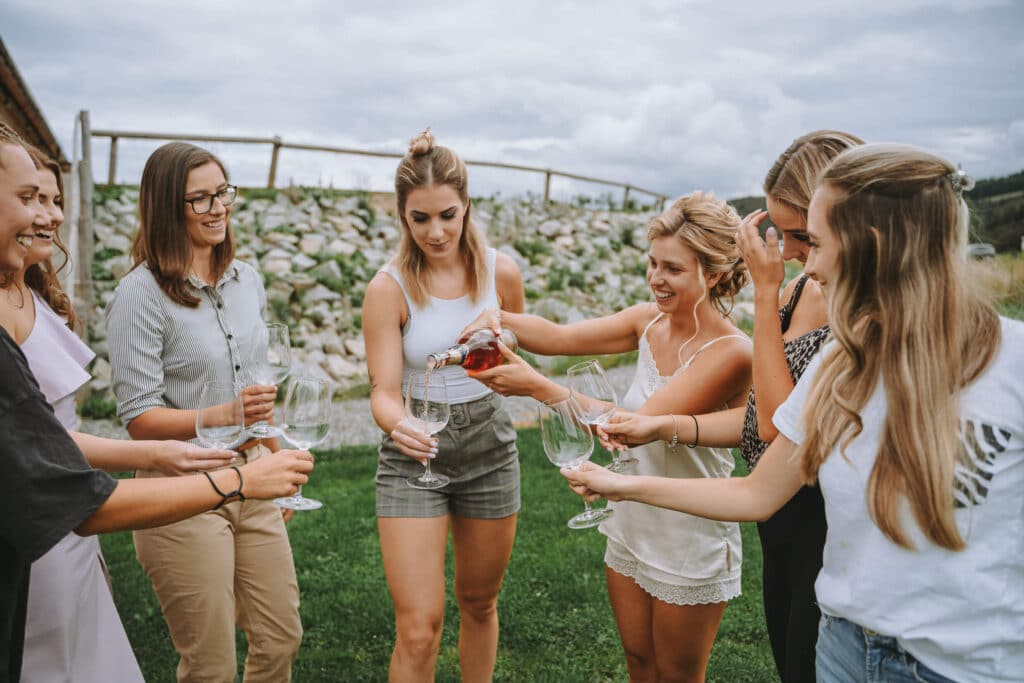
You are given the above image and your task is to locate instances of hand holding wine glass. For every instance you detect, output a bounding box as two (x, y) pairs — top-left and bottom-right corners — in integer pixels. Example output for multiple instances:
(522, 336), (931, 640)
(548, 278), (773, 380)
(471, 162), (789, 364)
(275, 377), (332, 511)
(245, 323), (291, 438)
(567, 359), (637, 471)
(538, 397), (613, 530)
(196, 382), (245, 450)
(404, 372), (451, 490)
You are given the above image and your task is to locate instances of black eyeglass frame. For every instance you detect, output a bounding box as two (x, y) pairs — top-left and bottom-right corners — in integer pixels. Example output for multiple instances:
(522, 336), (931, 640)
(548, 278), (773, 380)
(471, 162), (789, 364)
(184, 185), (238, 214)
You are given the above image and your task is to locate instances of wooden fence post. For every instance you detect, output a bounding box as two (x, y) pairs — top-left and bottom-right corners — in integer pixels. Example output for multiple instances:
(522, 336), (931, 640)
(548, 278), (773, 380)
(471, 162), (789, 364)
(106, 135), (118, 185)
(623, 185), (631, 210)
(76, 110), (95, 330)
(268, 136), (282, 188)
(543, 170), (552, 203)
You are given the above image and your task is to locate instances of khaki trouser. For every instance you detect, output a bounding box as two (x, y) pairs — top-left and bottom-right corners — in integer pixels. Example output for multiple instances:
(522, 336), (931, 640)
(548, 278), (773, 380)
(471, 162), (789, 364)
(134, 447), (302, 682)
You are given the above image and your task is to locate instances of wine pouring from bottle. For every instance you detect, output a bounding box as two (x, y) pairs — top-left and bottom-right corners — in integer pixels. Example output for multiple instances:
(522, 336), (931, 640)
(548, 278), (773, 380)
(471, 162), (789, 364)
(426, 328), (519, 372)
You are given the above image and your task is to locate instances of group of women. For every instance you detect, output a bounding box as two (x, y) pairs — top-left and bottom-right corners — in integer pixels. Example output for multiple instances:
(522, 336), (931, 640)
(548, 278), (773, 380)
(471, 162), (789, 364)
(0, 119), (1020, 683)
(365, 129), (1021, 683)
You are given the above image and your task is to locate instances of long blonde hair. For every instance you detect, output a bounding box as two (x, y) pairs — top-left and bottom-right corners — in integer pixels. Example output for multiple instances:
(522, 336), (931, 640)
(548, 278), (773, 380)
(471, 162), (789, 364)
(764, 130), (865, 214)
(394, 129), (487, 307)
(798, 144), (1001, 550)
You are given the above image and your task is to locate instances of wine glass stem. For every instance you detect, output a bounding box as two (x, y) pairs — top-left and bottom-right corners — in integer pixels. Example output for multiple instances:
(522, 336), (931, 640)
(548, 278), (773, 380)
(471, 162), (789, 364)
(292, 486), (304, 500)
(582, 498), (593, 512)
(422, 459), (434, 481)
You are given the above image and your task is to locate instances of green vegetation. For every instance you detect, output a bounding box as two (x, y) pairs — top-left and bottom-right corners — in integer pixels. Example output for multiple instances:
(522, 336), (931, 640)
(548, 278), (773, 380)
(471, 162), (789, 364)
(512, 237), (552, 265)
(80, 392), (118, 419)
(100, 434), (775, 682)
(93, 184), (130, 203)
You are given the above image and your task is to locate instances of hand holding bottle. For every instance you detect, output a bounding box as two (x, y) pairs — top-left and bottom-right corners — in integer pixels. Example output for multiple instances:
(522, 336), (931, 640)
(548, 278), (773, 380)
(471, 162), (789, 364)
(466, 342), (545, 396)
(458, 308), (503, 340)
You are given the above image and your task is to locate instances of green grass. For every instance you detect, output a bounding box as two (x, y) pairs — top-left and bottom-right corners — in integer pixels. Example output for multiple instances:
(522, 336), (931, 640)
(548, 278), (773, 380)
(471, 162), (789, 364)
(100, 432), (776, 682)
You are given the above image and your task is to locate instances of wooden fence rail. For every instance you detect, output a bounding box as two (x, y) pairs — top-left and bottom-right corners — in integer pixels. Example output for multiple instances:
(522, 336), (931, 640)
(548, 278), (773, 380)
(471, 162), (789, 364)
(91, 127), (668, 209)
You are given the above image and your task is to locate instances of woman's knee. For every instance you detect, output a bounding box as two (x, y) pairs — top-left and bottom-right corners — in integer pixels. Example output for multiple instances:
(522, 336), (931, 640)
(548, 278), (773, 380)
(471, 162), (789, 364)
(455, 587), (499, 624)
(396, 612), (444, 660)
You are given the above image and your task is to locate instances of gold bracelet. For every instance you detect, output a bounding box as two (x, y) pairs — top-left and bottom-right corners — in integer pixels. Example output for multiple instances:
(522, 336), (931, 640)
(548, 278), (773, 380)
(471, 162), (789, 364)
(669, 415), (679, 451)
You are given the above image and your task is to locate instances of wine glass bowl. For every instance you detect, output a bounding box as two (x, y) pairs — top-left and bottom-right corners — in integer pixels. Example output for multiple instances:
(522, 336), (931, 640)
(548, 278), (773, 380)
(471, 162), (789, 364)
(196, 382), (245, 449)
(275, 377), (332, 511)
(405, 372), (451, 490)
(566, 359), (637, 471)
(537, 398), (614, 530)
(246, 323), (292, 438)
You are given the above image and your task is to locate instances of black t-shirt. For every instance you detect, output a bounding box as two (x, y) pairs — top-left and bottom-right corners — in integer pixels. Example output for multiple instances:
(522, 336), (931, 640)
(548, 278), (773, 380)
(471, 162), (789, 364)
(0, 327), (116, 682)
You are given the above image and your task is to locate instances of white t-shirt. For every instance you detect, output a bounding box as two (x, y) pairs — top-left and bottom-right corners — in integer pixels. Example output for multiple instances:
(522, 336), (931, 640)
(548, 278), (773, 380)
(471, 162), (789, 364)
(773, 316), (1024, 683)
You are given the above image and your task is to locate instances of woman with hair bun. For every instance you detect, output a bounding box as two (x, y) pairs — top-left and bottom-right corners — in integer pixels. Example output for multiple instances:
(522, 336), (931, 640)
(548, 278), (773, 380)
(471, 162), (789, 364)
(468, 191), (753, 682)
(362, 129), (526, 682)
(602, 130), (862, 682)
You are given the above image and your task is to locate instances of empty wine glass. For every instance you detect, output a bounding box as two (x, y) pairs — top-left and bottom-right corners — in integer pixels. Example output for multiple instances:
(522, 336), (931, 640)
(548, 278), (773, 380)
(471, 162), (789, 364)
(405, 372), (451, 490)
(196, 382), (245, 449)
(245, 322), (291, 438)
(275, 377), (332, 511)
(567, 359), (637, 471)
(538, 398), (614, 529)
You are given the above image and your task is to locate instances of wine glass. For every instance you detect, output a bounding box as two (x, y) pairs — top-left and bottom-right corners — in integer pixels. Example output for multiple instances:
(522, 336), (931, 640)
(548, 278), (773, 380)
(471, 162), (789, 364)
(195, 382), (245, 449)
(245, 322), (292, 438)
(537, 398), (614, 529)
(275, 377), (332, 511)
(567, 359), (637, 471)
(404, 372), (451, 490)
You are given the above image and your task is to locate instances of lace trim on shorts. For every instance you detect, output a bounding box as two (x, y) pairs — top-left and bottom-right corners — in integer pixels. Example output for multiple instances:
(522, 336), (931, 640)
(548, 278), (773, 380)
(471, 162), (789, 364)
(605, 543), (742, 606)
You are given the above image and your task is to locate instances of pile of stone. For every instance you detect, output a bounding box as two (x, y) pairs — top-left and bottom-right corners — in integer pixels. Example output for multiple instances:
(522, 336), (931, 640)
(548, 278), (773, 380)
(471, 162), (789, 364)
(83, 187), (752, 403)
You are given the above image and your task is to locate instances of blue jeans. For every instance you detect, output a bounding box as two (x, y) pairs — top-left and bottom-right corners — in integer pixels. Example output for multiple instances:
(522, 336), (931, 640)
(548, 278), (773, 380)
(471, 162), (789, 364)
(815, 614), (956, 683)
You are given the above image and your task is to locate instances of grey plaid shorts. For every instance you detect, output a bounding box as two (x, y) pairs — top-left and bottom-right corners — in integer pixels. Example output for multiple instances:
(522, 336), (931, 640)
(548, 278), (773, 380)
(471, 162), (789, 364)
(376, 392), (520, 519)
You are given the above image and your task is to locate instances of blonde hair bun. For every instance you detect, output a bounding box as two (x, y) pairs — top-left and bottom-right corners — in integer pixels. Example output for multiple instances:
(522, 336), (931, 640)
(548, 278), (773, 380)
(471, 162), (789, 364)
(408, 129), (435, 156)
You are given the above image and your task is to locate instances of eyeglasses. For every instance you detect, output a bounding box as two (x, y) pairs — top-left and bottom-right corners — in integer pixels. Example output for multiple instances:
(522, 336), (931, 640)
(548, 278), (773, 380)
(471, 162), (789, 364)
(184, 186), (237, 214)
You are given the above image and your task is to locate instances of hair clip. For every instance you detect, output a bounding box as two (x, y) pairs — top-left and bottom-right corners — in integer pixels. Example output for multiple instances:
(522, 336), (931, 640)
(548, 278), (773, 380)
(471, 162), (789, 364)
(948, 166), (975, 195)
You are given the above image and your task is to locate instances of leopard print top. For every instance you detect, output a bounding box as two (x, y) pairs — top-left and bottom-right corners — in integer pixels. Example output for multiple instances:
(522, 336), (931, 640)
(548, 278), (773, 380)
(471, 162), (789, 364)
(740, 275), (830, 470)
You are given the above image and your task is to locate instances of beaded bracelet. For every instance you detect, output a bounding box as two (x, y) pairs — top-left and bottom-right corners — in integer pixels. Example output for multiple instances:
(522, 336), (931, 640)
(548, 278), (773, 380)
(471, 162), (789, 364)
(202, 466), (246, 510)
(669, 415), (679, 451)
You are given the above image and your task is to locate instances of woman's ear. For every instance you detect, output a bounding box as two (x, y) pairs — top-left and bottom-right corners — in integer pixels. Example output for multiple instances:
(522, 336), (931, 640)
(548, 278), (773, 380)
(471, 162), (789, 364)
(705, 271), (723, 290)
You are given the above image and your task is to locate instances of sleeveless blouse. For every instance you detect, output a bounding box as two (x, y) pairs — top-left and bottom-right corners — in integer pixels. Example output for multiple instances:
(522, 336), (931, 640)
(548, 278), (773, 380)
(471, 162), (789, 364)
(599, 314), (747, 604)
(740, 274), (830, 470)
(381, 248), (500, 404)
(21, 293), (144, 682)
(20, 291), (94, 429)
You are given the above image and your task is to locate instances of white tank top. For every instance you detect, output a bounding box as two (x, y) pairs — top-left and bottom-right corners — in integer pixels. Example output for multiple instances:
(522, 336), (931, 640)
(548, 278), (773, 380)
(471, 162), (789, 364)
(381, 248), (500, 404)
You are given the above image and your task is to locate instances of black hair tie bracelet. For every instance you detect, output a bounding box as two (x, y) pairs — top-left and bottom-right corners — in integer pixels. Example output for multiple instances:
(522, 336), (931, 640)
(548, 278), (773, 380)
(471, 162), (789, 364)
(202, 466), (246, 510)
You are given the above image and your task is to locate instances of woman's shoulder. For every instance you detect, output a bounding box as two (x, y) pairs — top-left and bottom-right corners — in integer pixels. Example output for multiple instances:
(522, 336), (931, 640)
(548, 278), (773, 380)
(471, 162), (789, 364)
(113, 263), (161, 296)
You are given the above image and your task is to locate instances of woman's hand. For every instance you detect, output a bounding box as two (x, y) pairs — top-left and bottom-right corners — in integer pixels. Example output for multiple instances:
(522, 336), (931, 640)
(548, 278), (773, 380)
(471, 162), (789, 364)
(389, 420), (438, 464)
(240, 384), (277, 423)
(239, 449), (314, 500)
(560, 461), (629, 502)
(736, 209), (785, 291)
(599, 411), (668, 450)
(458, 308), (503, 341)
(150, 441), (237, 476)
(467, 343), (543, 396)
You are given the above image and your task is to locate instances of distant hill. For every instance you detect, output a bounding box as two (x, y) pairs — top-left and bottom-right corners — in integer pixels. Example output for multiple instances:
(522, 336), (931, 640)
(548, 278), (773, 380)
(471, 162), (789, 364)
(966, 171), (1024, 252)
(726, 170), (1024, 253)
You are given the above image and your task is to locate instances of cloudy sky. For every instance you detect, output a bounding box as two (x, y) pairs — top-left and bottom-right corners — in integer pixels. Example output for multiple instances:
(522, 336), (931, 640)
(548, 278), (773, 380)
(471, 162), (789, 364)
(3, 0), (1022, 201)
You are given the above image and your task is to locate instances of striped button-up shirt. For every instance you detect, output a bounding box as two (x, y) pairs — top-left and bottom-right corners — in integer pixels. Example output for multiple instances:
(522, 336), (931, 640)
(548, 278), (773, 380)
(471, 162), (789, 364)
(104, 261), (267, 425)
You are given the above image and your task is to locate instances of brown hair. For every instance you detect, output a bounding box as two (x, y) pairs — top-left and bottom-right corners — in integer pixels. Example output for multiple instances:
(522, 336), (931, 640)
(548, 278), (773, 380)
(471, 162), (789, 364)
(798, 144), (1001, 551)
(646, 191), (749, 316)
(23, 146), (78, 330)
(131, 142), (234, 307)
(764, 130), (865, 215)
(394, 129), (487, 307)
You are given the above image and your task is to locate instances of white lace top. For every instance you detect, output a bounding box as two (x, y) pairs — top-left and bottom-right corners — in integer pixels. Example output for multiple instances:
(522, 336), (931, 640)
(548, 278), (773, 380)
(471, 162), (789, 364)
(599, 314), (746, 603)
